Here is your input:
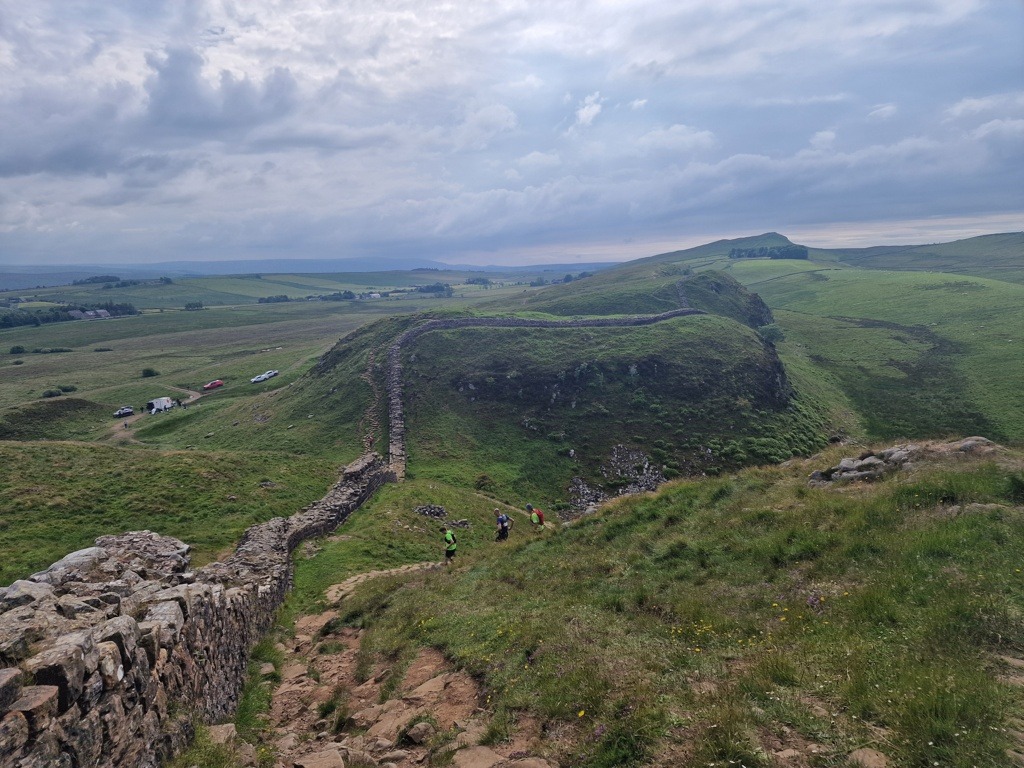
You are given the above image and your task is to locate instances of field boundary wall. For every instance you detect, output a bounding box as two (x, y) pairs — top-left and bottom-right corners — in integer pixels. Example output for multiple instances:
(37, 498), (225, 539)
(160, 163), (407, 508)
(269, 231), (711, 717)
(0, 454), (395, 768)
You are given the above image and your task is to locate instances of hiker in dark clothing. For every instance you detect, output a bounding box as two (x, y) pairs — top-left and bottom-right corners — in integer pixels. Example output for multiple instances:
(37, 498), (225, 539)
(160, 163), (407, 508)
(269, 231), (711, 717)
(494, 508), (512, 541)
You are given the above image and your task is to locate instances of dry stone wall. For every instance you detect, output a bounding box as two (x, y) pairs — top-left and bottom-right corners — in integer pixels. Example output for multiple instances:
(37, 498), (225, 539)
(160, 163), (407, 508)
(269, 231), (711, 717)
(0, 453), (395, 768)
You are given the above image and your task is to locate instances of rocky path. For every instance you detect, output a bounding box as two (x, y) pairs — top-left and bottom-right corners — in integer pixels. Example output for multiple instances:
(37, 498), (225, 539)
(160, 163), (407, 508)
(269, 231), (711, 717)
(211, 562), (559, 768)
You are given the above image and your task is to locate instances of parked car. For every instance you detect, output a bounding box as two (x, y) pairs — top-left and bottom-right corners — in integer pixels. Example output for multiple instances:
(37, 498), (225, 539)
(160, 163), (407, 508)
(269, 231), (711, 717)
(113, 406), (134, 418)
(250, 370), (279, 383)
(202, 380), (224, 390)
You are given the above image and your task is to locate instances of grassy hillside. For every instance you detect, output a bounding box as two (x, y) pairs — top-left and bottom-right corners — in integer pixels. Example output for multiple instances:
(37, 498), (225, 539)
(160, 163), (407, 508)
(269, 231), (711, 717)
(402, 313), (826, 505)
(828, 232), (1024, 284)
(723, 261), (1024, 443)
(0, 440), (339, 584)
(290, 443), (1024, 767)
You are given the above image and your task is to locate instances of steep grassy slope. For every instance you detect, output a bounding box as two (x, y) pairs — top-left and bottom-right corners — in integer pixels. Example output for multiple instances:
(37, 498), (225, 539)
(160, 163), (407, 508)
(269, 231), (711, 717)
(724, 261), (1024, 443)
(402, 313), (826, 505)
(298, 444), (1024, 767)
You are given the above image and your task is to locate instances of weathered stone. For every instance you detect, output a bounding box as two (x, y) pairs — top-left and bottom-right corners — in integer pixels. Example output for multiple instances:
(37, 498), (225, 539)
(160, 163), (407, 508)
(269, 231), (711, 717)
(0, 711), (29, 757)
(0, 581), (54, 611)
(22, 645), (84, 712)
(54, 706), (103, 768)
(97, 641), (125, 688)
(294, 747), (346, 768)
(8, 685), (59, 732)
(405, 720), (436, 744)
(80, 671), (103, 712)
(505, 760), (559, 768)
(208, 723), (238, 745)
(96, 616), (141, 669)
(0, 667), (22, 710)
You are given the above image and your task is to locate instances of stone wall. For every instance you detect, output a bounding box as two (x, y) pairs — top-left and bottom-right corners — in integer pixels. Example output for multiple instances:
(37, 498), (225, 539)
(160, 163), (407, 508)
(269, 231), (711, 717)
(385, 309), (706, 476)
(0, 453), (395, 768)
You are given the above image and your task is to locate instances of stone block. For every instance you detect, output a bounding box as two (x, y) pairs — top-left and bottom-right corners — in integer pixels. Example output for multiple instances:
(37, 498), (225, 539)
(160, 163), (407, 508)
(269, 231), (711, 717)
(0, 667), (22, 711)
(95, 616), (141, 668)
(55, 630), (99, 675)
(98, 641), (125, 688)
(0, 581), (53, 611)
(0, 711), (29, 757)
(8, 685), (59, 732)
(23, 645), (85, 712)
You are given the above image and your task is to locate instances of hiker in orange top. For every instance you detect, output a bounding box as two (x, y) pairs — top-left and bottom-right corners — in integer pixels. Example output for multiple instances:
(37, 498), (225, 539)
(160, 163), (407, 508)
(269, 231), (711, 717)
(526, 503), (545, 530)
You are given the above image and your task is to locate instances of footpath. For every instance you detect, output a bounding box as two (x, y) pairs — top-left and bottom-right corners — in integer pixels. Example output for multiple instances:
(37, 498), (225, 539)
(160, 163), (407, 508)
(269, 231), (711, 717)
(208, 563), (558, 768)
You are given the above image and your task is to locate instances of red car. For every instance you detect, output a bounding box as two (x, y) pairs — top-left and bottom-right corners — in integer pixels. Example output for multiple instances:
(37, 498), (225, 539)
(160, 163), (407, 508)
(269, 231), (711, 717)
(202, 380), (224, 390)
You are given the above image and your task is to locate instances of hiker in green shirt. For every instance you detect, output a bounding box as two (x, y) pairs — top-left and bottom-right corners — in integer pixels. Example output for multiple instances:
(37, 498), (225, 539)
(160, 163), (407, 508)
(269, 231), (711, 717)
(527, 503), (545, 530)
(441, 525), (457, 565)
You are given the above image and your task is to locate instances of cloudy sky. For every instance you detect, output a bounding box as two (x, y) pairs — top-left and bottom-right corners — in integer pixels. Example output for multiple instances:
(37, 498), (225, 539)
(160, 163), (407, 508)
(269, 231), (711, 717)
(0, 1), (1021, 266)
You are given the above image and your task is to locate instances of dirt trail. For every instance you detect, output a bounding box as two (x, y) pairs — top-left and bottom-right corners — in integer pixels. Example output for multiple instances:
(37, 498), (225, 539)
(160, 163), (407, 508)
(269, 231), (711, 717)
(106, 387), (202, 441)
(243, 563), (558, 768)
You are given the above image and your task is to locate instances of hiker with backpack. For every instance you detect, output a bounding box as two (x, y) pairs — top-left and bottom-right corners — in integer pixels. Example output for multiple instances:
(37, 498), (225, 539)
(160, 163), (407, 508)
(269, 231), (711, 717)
(494, 508), (513, 541)
(527, 503), (545, 530)
(441, 525), (457, 564)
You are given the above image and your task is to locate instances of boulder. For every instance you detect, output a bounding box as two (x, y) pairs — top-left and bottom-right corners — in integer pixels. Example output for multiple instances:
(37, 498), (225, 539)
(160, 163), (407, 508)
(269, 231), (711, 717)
(0, 581), (54, 611)
(294, 748), (346, 768)
(451, 746), (504, 768)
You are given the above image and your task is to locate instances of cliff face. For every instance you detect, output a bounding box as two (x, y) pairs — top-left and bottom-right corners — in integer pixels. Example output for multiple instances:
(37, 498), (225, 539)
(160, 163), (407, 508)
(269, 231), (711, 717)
(0, 454), (394, 768)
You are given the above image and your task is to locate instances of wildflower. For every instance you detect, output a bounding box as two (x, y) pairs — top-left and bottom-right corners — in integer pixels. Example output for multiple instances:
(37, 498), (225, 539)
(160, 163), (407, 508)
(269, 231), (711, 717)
(578, 710), (586, 717)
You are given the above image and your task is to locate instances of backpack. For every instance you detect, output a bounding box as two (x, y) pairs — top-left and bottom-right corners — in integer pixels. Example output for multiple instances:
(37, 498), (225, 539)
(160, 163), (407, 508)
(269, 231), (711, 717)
(535, 508), (544, 525)
(450, 531), (457, 544)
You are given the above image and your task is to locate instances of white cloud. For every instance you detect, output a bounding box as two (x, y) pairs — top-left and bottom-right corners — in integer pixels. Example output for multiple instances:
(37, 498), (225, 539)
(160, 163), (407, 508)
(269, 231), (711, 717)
(573, 92), (604, 129)
(515, 151), (562, 170)
(867, 103), (897, 120)
(810, 130), (836, 150)
(636, 124), (716, 154)
(630, 98), (647, 109)
(945, 92), (1024, 120)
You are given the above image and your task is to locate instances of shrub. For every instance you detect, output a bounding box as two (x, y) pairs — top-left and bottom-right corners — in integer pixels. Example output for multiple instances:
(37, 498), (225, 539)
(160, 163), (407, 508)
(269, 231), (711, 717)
(93, 347), (113, 352)
(12, 360), (23, 365)
(141, 368), (159, 378)
(57, 385), (77, 393)
(9, 345), (25, 354)
(40, 389), (62, 398)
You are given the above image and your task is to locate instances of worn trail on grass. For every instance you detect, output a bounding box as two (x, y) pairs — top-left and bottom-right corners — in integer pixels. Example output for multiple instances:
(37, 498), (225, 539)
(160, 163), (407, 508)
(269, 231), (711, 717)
(250, 562), (556, 768)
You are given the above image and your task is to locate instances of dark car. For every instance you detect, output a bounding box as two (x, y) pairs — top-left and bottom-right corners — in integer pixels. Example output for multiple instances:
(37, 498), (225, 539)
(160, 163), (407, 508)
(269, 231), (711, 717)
(202, 380), (224, 390)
